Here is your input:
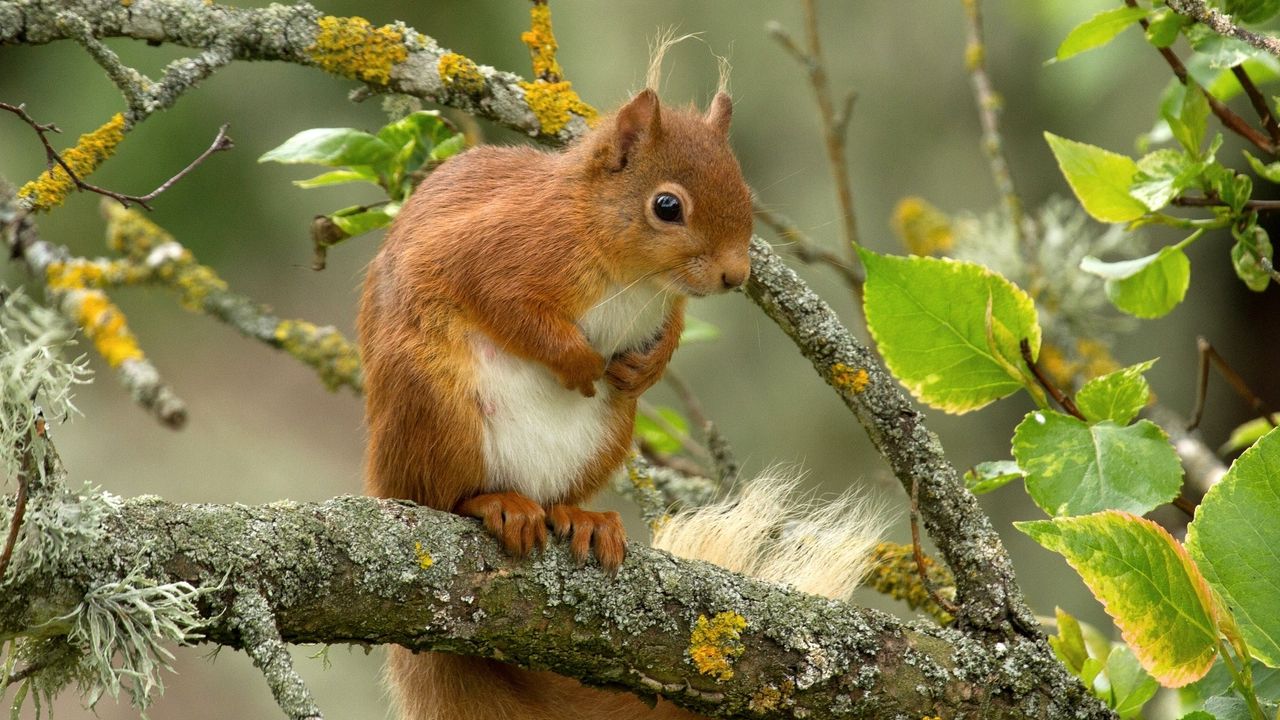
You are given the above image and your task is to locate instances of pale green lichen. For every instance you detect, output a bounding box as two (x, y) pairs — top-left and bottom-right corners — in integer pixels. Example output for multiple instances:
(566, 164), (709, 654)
(687, 611), (747, 681)
(437, 52), (484, 94)
(308, 16), (408, 85)
(273, 319), (362, 391)
(18, 113), (126, 211)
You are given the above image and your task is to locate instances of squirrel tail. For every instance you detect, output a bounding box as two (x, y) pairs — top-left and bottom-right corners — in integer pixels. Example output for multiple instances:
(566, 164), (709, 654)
(651, 470), (890, 601)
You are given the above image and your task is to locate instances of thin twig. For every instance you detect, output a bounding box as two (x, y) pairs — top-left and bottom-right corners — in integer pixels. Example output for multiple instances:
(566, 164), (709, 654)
(1125, 0), (1276, 155)
(767, 2), (864, 288)
(1232, 65), (1280, 145)
(664, 369), (739, 483)
(0, 102), (232, 210)
(754, 203), (861, 289)
(910, 476), (960, 620)
(1021, 339), (1085, 421)
(1188, 336), (1276, 431)
(960, 0), (1034, 252)
(0, 467), (29, 581)
(1173, 195), (1280, 211)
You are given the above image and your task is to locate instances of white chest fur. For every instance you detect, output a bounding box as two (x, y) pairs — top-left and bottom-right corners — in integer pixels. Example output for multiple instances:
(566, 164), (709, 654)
(473, 282), (670, 503)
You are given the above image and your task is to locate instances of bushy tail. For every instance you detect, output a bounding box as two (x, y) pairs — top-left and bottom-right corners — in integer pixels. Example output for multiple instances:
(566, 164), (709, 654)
(651, 471), (890, 601)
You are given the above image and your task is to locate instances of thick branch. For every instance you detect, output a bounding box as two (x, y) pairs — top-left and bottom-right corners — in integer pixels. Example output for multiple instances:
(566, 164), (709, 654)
(1, 494), (1111, 720)
(1165, 0), (1280, 59)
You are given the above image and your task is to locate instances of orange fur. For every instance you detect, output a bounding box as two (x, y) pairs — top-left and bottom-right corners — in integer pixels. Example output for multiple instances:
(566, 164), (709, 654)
(359, 89), (752, 719)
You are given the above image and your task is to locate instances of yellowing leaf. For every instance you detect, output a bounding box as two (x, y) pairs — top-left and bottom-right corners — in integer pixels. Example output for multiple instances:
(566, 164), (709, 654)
(860, 249), (1040, 414)
(1018, 511), (1219, 687)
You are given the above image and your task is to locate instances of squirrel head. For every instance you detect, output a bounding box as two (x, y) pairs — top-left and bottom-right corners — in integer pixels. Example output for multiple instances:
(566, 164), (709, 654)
(577, 88), (753, 297)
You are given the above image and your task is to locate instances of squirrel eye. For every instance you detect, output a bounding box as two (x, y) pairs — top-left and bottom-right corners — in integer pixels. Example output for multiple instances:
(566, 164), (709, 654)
(652, 192), (683, 223)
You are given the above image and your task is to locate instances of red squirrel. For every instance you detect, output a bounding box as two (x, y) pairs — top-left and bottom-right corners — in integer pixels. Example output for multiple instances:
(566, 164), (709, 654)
(358, 88), (753, 718)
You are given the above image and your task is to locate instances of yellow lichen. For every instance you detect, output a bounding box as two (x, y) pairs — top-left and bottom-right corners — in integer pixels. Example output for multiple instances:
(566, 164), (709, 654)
(438, 52), (484, 94)
(274, 319), (362, 391)
(830, 363), (869, 394)
(748, 680), (794, 713)
(46, 261), (105, 292)
(891, 197), (954, 257)
(414, 541), (434, 569)
(688, 611), (747, 681)
(105, 202), (172, 259)
(965, 41), (984, 72)
(308, 16), (408, 85)
(866, 542), (955, 626)
(18, 113), (127, 211)
(73, 290), (144, 368)
(519, 80), (598, 135)
(521, 3), (563, 81)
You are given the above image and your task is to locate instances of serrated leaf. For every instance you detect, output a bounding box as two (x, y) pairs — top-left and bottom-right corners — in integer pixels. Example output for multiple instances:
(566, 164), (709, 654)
(1220, 414), (1280, 454)
(1187, 426), (1280, 668)
(1076, 359), (1157, 425)
(635, 406), (688, 454)
(1045, 133), (1149, 222)
(259, 128), (395, 167)
(679, 315), (720, 344)
(964, 460), (1023, 495)
(1204, 696), (1280, 720)
(1056, 6), (1149, 62)
(1177, 711), (1215, 720)
(292, 168), (379, 189)
(1082, 245), (1191, 319)
(859, 249), (1041, 414)
(1106, 644), (1160, 718)
(1018, 512), (1219, 687)
(1013, 410), (1183, 516)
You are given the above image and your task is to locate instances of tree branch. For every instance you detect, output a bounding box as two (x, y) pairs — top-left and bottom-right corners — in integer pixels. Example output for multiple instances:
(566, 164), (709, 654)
(0, 493), (1112, 720)
(1165, 0), (1280, 59)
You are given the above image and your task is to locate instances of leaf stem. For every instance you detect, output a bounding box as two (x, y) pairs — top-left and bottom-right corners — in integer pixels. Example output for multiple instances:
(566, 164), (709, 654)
(1217, 638), (1267, 720)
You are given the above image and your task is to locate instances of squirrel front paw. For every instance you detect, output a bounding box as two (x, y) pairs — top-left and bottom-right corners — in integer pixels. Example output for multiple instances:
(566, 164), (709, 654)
(455, 492), (547, 558)
(556, 349), (607, 398)
(605, 349), (664, 398)
(547, 505), (626, 572)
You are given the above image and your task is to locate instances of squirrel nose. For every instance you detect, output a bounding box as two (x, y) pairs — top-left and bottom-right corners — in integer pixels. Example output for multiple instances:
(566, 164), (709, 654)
(721, 266), (749, 289)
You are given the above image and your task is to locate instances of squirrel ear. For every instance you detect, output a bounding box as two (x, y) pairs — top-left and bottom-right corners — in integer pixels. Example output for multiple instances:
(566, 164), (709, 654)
(606, 88), (662, 171)
(704, 92), (732, 136)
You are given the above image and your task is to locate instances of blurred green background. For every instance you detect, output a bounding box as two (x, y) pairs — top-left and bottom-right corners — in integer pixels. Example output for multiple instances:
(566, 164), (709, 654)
(2, 1), (1277, 717)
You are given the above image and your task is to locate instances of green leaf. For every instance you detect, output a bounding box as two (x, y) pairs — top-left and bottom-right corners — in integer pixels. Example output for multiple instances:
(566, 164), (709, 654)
(1220, 414), (1280, 454)
(1187, 426), (1280, 668)
(1017, 512), (1220, 687)
(328, 202), (400, 237)
(1051, 606), (1090, 674)
(1208, 58), (1280, 102)
(430, 134), (466, 162)
(1220, 0), (1280, 24)
(1081, 245), (1192, 319)
(634, 406), (688, 454)
(964, 460), (1022, 494)
(1076, 359), (1157, 425)
(1166, 82), (1210, 156)
(859, 249), (1041, 414)
(1056, 6), (1149, 62)
(1013, 410), (1183, 516)
(1177, 711), (1215, 720)
(1244, 149), (1280, 183)
(1106, 644), (1160, 718)
(259, 128), (395, 167)
(679, 315), (720, 344)
(1204, 696), (1280, 720)
(1131, 149), (1202, 211)
(1231, 222), (1274, 292)
(292, 168), (380, 189)
(1045, 133), (1149, 222)
(1145, 8), (1190, 48)
(1188, 24), (1275, 68)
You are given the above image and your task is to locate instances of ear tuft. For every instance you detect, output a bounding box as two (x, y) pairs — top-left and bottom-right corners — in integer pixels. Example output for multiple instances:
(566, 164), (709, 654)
(608, 88), (662, 171)
(705, 92), (732, 136)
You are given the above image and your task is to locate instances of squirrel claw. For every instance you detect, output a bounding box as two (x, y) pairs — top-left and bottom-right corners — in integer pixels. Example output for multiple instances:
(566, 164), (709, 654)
(547, 505), (626, 572)
(456, 492), (547, 558)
